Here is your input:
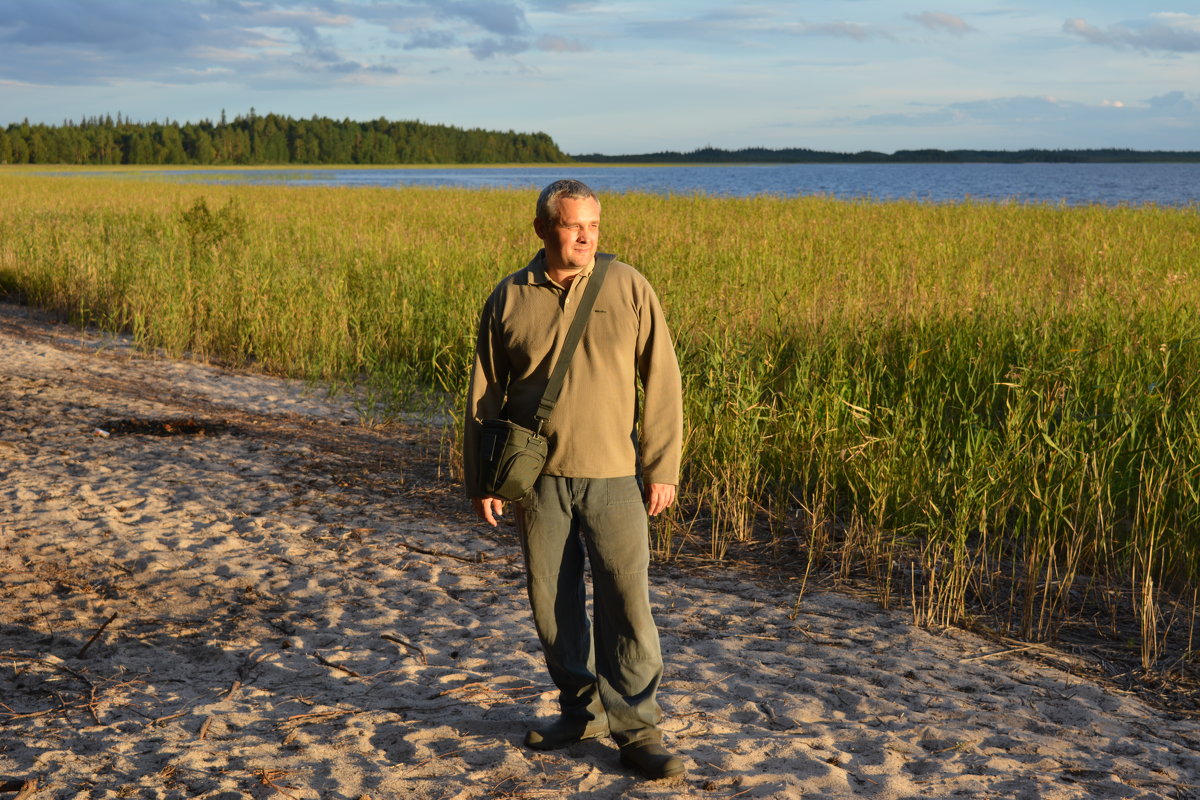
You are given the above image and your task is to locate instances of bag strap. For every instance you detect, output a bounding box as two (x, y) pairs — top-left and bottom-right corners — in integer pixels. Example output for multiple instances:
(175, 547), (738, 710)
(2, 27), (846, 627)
(533, 253), (614, 431)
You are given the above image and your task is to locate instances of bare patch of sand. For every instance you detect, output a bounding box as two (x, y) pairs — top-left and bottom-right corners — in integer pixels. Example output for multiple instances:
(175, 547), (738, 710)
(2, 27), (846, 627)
(2, 302), (1198, 799)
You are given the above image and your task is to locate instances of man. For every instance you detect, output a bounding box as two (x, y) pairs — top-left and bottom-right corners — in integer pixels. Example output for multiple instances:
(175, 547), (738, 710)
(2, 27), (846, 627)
(464, 179), (685, 780)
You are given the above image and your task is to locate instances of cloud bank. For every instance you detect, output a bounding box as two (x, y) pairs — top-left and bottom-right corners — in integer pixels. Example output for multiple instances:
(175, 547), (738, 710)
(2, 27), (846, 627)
(0, 0), (586, 87)
(0, 2), (1196, 152)
(1063, 13), (1200, 53)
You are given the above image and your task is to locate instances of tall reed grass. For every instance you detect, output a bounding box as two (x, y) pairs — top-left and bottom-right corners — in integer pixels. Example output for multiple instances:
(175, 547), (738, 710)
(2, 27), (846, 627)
(2, 169), (1197, 665)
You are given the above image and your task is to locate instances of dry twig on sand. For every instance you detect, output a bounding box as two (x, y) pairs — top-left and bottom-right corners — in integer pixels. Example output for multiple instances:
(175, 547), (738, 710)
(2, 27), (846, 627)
(75, 612), (119, 659)
(381, 633), (428, 665)
(254, 767), (302, 800)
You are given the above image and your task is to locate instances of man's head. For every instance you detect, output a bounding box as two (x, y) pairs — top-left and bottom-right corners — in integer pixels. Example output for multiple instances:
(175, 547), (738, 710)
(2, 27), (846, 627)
(534, 179), (601, 272)
(535, 179), (600, 226)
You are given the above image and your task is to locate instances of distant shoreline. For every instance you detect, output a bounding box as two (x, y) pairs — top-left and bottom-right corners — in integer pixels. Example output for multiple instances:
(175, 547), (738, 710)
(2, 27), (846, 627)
(572, 146), (1200, 164)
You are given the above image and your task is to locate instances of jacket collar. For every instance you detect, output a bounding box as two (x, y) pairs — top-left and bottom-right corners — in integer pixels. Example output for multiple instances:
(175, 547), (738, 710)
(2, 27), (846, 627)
(521, 249), (596, 287)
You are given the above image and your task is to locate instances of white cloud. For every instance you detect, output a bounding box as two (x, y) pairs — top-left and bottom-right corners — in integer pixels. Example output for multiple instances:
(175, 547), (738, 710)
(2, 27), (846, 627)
(908, 12), (975, 36)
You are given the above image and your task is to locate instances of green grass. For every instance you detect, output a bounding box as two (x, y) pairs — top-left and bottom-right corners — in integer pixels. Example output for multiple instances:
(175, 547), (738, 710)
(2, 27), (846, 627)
(3, 168), (1198, 665)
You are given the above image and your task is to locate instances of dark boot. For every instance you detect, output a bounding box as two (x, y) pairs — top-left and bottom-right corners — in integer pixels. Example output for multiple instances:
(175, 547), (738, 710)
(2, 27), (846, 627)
(524, 716), (610, 751)
(618, 740), (685, 779)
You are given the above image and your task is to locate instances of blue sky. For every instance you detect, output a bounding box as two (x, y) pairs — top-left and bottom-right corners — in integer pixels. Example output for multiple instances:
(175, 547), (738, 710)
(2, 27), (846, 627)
(1, 1), (1197, 154)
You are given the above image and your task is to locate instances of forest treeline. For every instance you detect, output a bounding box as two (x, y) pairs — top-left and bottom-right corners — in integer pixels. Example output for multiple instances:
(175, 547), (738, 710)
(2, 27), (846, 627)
(0, 111), (571, 165)
(7, 114), (1195, 166)
(576, 145), (1200, 163)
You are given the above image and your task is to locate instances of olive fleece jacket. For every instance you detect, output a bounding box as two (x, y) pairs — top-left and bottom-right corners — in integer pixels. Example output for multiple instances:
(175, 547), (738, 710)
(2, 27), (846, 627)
(464, 250), (683, 497)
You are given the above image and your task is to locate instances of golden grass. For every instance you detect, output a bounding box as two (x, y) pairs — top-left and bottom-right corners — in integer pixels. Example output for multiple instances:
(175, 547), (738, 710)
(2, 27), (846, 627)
(2, 169), (1197, 663)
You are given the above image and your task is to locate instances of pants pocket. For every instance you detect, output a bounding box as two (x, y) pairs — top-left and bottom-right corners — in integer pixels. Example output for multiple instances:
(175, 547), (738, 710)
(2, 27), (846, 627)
(605, 476), (644, 507)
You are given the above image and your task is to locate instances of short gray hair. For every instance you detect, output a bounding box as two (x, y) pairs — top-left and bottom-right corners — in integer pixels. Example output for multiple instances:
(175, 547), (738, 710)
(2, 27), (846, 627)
(536, 179), (600, 224)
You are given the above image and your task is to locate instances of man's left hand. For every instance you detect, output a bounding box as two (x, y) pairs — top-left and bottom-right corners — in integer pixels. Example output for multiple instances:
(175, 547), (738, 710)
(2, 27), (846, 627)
(644, 483), (677, 517)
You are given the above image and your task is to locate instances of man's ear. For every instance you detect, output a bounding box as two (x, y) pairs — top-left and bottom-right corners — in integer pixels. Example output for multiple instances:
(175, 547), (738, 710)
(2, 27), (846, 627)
(532, 217), (546, 239)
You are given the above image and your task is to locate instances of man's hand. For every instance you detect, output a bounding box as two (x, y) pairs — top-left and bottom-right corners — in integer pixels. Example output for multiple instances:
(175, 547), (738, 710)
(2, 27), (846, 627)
(472, 496), (506, 526)
(644, 483), (677, 517)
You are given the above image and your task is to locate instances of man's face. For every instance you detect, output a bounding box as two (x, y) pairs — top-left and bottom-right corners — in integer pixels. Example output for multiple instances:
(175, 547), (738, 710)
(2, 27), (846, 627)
(535, 196), (600, 271)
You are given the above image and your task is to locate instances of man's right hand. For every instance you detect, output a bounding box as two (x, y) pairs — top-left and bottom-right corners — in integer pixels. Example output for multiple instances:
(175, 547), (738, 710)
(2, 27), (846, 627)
(472, 496), (506, 526)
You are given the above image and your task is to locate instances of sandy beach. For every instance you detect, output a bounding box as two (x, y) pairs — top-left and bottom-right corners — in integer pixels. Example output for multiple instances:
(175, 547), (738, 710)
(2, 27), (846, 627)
(2, 300), (1198, 799)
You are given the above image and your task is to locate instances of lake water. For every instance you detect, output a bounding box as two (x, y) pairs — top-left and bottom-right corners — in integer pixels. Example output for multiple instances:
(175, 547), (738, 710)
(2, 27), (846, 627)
(150, 162), (1200, 207)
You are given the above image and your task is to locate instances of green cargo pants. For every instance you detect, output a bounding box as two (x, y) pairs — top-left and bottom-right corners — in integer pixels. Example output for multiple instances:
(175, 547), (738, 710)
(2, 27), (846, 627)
(516, 474), (664, 747)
